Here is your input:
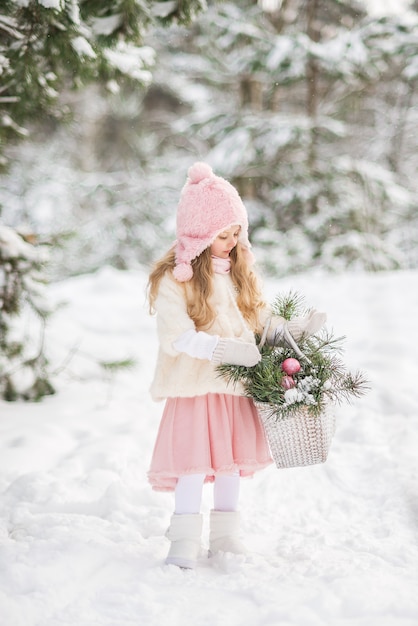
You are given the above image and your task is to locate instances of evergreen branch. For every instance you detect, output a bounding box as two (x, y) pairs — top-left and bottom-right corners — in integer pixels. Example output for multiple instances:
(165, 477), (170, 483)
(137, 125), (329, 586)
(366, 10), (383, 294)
(218, 291), (370, 421)
(99, 358), (137, 372)
(271, 291), (306, 320)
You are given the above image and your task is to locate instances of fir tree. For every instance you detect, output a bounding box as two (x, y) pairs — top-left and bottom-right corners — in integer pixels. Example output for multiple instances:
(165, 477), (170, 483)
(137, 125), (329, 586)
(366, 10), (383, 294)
(144, 0), (417, 273)
(0, 225), (53, 401)
(0, 0), (206, 165)
(0, 0), (207, 400)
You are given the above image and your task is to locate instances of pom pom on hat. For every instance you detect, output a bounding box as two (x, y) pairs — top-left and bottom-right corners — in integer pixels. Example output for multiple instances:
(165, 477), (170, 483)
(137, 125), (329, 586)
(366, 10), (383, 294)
(187, 161), (213, 184)
(173, 161), (252, 282)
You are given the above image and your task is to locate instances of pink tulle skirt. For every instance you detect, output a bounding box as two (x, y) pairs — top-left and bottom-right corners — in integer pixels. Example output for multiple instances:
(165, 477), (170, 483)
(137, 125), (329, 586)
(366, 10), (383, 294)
(148, 393), (272, 491)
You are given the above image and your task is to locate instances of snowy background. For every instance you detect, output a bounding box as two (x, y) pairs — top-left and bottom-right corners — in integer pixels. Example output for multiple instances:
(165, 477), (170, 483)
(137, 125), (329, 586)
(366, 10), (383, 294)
(367, 0), (411, 15)
(1, 265), (417, 626)
(1, 1), (418, 624)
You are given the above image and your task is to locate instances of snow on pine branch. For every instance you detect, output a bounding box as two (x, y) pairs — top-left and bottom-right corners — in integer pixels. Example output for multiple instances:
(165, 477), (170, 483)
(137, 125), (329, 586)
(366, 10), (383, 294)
(103, 42), (155, 84)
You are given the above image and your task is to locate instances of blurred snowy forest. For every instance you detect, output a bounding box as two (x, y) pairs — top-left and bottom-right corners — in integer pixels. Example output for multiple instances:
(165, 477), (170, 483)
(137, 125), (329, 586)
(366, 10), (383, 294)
(1, 0), (418, 399)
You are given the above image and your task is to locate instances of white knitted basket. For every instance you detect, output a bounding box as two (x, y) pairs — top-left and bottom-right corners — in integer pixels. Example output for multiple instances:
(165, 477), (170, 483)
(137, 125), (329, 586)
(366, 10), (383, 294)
(256, 402), (336, 469)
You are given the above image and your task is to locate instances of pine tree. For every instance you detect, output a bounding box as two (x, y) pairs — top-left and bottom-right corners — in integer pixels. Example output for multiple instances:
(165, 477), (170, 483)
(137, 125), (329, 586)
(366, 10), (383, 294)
(0, 0), (207, 400)
(0, 225), (53, 401)
(144, 0), (417, 273)
(0, 0), (206, 165)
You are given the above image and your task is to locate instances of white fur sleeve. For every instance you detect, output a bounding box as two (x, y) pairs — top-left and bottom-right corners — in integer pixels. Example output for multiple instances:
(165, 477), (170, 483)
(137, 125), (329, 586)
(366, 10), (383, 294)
(154, 274), (195, 356)
(172, 329), (219, 360)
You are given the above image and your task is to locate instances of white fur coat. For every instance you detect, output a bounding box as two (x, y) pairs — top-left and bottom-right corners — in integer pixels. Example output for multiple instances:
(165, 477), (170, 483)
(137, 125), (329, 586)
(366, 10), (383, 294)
(150, 272), (269, 401)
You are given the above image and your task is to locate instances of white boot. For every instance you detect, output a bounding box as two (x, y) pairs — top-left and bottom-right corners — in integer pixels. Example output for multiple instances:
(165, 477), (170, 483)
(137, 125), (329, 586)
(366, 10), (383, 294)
(165, 513), (203, 569)
(209, 510), (247, 556)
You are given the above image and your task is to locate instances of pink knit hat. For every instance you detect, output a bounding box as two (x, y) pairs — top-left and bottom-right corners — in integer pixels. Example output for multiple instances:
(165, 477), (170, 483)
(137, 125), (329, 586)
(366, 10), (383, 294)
(173, 162), (252, 282)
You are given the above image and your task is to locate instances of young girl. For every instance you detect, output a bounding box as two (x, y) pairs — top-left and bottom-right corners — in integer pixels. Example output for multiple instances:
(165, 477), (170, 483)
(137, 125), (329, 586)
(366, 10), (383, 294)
(147, 162), (326, 569)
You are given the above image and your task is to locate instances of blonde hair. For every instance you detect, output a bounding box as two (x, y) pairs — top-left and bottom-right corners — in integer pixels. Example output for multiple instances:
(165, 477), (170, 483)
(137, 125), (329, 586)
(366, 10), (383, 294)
(148, 244), (266, 332)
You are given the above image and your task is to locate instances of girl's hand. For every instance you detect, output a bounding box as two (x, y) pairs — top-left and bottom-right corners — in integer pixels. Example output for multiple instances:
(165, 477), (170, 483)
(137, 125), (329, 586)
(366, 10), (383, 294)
(212, 339), (261, 367)
(287, 310), (327, 340)
(266, 310), (327, 345)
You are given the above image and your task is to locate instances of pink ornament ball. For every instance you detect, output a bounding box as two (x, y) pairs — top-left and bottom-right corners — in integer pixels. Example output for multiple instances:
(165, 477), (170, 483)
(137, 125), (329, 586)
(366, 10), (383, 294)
(281, 358), (301, 375)
(282, 375), (296, 390)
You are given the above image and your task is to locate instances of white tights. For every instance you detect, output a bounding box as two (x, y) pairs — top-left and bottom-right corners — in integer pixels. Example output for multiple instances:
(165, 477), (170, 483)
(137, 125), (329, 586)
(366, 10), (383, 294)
(174, 473), (240, 515)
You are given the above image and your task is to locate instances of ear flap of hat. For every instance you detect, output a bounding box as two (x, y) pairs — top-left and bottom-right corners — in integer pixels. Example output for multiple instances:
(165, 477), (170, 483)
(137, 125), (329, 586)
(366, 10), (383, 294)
(173, 261), (193, 282)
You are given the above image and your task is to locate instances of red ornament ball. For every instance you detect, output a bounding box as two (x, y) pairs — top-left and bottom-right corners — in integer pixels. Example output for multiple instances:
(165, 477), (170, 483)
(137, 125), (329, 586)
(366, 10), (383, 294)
(281, 358), (301, 375)
(282, 375), (296, 389)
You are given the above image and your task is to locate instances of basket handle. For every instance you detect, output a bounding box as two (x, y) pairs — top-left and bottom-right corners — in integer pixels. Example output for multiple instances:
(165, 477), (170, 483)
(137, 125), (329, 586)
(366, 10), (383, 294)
(259, 317), (312, 364)
(259, 317), (272, 350)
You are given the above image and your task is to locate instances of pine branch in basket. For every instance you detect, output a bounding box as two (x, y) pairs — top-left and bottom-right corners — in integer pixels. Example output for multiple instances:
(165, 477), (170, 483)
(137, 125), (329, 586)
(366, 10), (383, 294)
(271, 291), (306, 321)
(217, 292), (369, 421)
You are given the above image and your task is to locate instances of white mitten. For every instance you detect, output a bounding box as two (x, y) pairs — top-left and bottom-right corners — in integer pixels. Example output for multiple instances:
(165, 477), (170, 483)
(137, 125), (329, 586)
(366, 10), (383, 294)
(212, 338), (261, 367)
(267, 310), (327, 345)
(287, 310), (327, 341)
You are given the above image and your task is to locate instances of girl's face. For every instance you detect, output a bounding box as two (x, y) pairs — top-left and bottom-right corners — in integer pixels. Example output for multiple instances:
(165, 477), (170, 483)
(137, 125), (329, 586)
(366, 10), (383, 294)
(210, 225), (241, 259)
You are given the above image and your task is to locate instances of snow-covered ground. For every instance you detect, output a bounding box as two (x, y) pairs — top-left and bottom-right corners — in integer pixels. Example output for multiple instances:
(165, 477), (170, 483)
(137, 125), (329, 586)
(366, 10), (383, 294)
(0, 266), (417, 626)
